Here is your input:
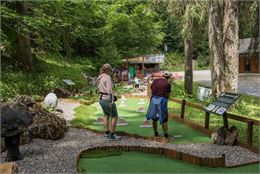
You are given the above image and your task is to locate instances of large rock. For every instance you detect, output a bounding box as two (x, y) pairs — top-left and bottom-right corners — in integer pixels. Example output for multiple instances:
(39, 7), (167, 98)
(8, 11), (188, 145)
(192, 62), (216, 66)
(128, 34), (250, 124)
(54, 88), (70, 98)
(43, 93), (58, 110)
(2, 95), (67, 142)
(1, 102), (31, 137)
(28, 114), (67, 140)
(1, 137), (6, 152)
(20, 131), (32, 145)
(212, 126), (238, 146)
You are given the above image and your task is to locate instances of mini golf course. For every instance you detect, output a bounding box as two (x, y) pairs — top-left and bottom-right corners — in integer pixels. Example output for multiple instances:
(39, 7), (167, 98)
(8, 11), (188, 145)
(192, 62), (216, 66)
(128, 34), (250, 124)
(72, 97), (211, 144)
(79, 150), (259, 173)
(72, 97), (259, 174)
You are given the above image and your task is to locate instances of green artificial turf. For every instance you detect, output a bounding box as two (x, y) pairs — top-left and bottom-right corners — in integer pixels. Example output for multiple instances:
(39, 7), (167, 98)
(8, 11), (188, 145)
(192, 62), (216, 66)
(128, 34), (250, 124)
(72, 98), (211, 144)
(79, 151), (260, 173)
(81, 150), (122, 158)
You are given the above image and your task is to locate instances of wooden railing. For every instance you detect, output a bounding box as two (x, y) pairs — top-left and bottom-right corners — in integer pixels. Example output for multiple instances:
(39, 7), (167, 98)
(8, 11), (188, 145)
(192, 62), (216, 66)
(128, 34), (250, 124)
(168, 98), (260, 148)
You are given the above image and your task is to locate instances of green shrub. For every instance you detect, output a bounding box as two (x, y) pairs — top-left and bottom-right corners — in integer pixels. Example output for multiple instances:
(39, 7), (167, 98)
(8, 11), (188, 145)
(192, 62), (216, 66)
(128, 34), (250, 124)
(161, 52), (184, 71)
(1, 53), (98, 100)
(197, 54), (210, 69)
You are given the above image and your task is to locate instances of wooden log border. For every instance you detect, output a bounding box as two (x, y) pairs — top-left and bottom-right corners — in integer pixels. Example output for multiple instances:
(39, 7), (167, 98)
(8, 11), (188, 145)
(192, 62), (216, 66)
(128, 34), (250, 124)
(167, 98), (259, 152)
(76, 145), (226, 173)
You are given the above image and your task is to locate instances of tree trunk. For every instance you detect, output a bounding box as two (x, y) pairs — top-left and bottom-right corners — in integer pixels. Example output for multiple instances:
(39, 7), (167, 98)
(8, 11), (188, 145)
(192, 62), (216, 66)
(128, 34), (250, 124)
(208, 0), (225, 97)
(223, 0), (239, 93)
(16, 1), (32, 71)
(184, 36), (193, 94)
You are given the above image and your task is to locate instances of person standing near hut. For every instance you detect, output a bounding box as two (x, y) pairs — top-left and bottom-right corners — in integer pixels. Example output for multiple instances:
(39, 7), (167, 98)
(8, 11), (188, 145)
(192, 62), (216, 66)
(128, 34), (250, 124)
(129, 65), (135, 79)
(146, 71), (171, 142)
(97, 63), (120, 140)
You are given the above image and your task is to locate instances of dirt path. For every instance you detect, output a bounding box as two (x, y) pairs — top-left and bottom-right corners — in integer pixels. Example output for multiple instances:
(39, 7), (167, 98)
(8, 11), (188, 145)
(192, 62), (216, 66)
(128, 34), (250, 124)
(56, 99), (80, 124)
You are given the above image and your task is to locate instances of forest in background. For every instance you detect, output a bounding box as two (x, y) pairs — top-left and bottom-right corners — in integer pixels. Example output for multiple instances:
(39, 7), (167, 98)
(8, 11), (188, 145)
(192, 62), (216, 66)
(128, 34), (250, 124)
(0, 0), (258, 99)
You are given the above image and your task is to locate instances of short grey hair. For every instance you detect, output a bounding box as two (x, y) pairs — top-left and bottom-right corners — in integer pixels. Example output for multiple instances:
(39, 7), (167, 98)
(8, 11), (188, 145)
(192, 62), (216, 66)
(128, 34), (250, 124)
(100, 63), (112, 74)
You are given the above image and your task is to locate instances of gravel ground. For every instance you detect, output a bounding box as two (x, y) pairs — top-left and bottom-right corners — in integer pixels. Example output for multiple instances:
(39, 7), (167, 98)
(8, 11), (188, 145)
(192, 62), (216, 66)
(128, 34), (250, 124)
(1, 128), (259, 174)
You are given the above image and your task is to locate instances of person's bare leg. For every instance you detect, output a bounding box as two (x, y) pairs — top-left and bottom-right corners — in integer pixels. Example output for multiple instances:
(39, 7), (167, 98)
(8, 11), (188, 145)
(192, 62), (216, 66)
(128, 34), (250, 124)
(152, 120), (159, 136)
(110, 117), (118, 133)
(103, 116), (109, 132)
(162, 122), (168, 138)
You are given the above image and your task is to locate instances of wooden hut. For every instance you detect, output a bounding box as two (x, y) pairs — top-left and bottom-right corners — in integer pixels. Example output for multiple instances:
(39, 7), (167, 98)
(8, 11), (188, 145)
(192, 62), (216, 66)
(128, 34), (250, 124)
(122, 54), (165, 79)
(239, 38), (259, 73)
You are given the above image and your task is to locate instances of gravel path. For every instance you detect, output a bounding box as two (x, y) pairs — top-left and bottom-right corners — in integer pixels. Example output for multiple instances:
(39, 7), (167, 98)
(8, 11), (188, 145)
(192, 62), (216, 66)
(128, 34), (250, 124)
(1, 128), (259, 174)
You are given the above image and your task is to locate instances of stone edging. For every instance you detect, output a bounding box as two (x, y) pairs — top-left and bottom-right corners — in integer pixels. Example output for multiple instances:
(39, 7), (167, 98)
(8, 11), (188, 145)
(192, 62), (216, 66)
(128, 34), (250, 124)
(76, 145), (226, 173)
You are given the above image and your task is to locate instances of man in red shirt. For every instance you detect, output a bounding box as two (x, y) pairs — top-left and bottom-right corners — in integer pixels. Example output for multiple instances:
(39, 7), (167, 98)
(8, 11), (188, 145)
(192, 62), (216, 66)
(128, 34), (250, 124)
(146, 71), (171, 141)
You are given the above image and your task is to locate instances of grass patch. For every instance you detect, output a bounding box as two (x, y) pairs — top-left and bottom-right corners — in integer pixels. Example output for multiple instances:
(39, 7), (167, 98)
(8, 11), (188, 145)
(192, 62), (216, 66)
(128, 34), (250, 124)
(81, 150), (122, 158)
(72, 98), (211, 144)
(170, 80), (260, 148)
(70, 105), (96, 127)
(79, 150), (259, 173)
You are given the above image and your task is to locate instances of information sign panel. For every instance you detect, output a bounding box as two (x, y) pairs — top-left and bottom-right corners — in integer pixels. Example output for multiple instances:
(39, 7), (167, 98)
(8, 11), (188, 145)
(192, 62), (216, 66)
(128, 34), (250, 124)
(205, 92), (240, 115)
(63, 79), (75, 86)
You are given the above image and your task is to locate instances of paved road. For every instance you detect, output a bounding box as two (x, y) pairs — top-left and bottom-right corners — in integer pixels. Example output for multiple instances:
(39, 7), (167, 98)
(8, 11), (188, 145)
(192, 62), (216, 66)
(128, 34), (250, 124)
(176, 70), (260, 97)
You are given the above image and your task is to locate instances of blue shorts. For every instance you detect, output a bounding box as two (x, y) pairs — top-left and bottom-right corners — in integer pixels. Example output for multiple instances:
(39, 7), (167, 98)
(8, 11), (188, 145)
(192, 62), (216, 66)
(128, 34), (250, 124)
(146, 96), (168, 124)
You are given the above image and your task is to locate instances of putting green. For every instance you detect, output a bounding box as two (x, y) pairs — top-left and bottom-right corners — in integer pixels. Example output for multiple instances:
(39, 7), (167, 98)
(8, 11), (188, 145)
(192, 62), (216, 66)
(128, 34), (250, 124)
(79, 150), (259, 173)
(73, 98), (211, 144)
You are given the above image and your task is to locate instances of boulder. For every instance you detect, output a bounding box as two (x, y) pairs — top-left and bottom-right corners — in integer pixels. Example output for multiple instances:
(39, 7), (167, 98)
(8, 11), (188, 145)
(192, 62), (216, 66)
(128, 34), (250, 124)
(2, 95), (67, 142)
(54, 88), (70, 98)
(20, 131), (32, 145)
(1, 137), (6, 152)
(43, 93), (58, 110)
(1, 103), (31, 137)
(212, 126), (238, 146)
(13, 95), (36, 107)
(29, 113), (67, 140)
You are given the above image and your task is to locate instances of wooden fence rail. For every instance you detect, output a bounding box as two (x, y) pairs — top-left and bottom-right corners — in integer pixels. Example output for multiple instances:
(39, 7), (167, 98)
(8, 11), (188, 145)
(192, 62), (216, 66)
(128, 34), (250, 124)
(168, 98), (259, 148)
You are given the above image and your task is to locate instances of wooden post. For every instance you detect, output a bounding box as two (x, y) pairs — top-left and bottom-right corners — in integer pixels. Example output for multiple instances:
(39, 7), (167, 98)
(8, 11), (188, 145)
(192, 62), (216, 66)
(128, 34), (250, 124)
(247, 121), (254, 146)
(223, 112), (229, 128)
(0, 162), (18, 174)
(221, 154), (226, 167)
(205, 112), (210, 129)
(180, 100), (186, 119)
(147, 82), (152, 98)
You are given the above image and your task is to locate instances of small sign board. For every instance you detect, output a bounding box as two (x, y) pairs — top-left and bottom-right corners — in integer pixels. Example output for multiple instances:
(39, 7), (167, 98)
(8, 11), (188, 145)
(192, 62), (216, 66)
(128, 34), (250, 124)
(63, 79), (75, 86)
(146, 54), (165, 63)
(205, 92), (240, 115)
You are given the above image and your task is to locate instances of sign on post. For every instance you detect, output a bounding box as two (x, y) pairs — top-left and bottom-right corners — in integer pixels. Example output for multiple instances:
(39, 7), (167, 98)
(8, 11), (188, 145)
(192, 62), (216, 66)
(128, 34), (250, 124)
(62, 79), (76, 92)
(62, 79), (75, 86)
(205, 92), (240, 115)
